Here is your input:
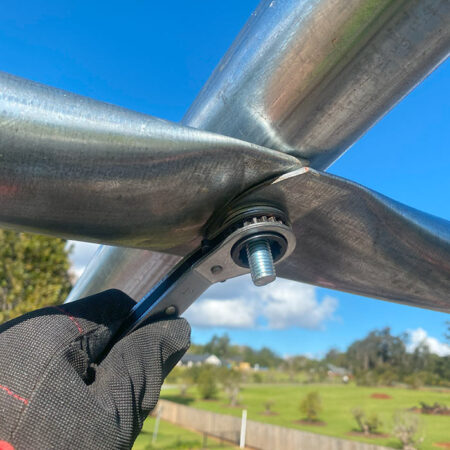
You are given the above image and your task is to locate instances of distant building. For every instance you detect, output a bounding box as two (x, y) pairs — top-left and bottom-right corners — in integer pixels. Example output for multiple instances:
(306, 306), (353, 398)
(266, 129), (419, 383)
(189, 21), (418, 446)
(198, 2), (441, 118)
(179, 353), (222, 367)
(222, 357), (258, 371)
(238, 361), (251, 371)
(223, 356), (242, 368)
(327, 364), (352, 383)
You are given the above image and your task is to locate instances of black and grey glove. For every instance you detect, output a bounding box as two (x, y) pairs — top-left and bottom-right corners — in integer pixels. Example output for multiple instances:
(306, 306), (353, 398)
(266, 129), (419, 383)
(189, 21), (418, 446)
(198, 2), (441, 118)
(0, 289), (190, 450)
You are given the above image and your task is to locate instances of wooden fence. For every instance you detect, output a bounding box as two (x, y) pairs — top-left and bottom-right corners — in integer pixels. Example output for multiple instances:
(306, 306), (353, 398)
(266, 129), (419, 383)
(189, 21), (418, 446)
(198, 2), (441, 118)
(156, 400), (391, 450)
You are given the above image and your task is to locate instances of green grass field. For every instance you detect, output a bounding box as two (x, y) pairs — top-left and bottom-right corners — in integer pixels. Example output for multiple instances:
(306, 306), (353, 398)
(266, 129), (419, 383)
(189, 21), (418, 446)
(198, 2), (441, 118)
(133, 416), (236, 449)
(161, 383), (450, 449)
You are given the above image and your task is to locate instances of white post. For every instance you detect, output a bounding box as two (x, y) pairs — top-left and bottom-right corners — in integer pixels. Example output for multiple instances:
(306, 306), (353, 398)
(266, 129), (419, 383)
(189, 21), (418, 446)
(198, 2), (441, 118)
(152, 405), (163, 444)
(239, 409), (247, 448)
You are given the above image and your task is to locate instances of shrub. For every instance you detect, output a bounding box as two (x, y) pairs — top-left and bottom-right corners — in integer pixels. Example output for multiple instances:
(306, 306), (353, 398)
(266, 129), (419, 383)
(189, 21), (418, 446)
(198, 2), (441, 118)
(419, 401), (449, 415)
(352, 408), (368, 434)
(220, 368), (242, 406)
(392, 411), (424, 450)
(197, 367), (218, 400)
(377, 368), (397, 386)
(354, 368), (400, 386)
(366, 412), (382, 434)
(253, 372), (263, 383)
(178, 368), (195, 397)
(299, 391), (322, 421)
(354, 371), (377, 386)
(352, 408), (382, 435)
(264, 400), (274, 414)
(404, 373), (425, 390)
(226, 385), (240, 407)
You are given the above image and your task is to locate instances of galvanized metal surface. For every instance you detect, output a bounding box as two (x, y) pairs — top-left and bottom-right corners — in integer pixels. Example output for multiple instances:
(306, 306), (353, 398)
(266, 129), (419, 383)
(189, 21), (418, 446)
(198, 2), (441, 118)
(186, 0), (450, 167)
(67, 0), (450, 304)
(66, 246), (181, 302)
(0, 72), (300, 251)
(229, 168), (450, 312)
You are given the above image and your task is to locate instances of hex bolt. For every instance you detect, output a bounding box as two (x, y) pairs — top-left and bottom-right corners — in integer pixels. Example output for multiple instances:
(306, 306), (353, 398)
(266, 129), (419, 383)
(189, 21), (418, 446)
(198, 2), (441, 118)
(164, 305), (177, 315)
(246, 238), (276, 286)
(210, 265), (223, 275)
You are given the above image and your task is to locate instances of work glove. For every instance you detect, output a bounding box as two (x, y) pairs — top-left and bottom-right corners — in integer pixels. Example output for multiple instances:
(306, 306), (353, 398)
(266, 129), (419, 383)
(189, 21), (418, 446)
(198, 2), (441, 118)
(0, 289), (190, 450)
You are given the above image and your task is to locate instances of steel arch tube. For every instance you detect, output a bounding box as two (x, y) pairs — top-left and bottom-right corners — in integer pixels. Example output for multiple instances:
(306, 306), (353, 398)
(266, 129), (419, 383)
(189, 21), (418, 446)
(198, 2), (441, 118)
(68, 0), (450, 303)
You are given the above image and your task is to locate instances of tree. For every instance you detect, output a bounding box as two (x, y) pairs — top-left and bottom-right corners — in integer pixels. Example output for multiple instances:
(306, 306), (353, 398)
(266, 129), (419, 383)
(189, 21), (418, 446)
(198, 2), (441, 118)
(392, 411), (424, 450)
(347, 328), (407, 373)
(243, 346), (282, 368)
(204, 334), (231, 359)
(197, 366), (218, 400)
(352, 408), (382, 435)
(264, 400), (275, 415)
(299, 391), (322, 422)
(325, 348), (347, 368)
(220, 368), (242, 406)
(343, 327), (450, 387)
(0, 230), (72, 323)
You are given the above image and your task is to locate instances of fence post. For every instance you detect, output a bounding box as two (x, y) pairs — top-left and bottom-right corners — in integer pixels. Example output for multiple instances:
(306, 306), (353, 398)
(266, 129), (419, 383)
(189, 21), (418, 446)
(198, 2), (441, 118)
(239, 409), (247, 449)
(152, 405), (163, 444)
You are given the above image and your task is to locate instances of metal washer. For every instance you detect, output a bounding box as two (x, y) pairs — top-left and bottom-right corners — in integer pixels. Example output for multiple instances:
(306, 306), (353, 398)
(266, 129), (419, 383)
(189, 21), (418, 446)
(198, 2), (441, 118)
(231, 231), (288, 269)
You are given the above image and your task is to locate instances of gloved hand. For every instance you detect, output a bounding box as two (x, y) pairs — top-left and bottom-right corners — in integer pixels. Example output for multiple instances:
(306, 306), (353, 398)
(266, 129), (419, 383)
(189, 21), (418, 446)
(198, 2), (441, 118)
(0, 289), (190, 450)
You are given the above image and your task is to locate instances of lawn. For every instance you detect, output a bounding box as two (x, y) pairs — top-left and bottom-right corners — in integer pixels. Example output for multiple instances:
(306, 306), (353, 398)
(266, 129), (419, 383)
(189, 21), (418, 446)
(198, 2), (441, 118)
(133, 416), (237, 449)
(161, 383), (450, 449)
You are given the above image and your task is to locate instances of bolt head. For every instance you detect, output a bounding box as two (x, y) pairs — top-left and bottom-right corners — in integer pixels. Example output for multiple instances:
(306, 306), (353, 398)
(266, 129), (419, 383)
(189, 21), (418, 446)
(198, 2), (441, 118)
(165, 305), (177, 315)
(210, 265), (223, 275)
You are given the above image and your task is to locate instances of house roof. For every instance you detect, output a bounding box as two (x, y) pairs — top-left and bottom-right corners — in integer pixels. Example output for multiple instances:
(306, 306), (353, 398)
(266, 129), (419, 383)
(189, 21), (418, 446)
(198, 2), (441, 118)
(327, 363), (351, 375)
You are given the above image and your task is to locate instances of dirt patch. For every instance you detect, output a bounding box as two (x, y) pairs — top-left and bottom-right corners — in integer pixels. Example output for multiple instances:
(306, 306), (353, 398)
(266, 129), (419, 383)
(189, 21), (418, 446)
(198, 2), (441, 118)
(295, 419), (326, 426)
(348, 431), (389, 439)
(409, 407), (450, 416)
(409, 407), (421, 413)
(433, 443), (450, 449)
(260, 411), (278, 416)
(421, 408), (450, 416)
(223, 404), (244, 409)
(371, 393), (392, 399)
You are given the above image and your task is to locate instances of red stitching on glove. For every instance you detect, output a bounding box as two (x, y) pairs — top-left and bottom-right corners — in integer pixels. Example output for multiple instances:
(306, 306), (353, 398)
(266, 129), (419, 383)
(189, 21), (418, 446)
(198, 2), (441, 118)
(0, 440), (15, 450)
(0, 384), (29, 405)
(54, 306), (83, 334)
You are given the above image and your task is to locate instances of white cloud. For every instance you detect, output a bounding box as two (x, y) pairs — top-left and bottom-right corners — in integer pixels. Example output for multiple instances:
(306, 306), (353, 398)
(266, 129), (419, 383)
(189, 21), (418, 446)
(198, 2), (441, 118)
(260, 282), (337, 329)
(184, 275), (338, 330)
(407, 328), (450, 357)
(186, 298), (257, 328)
(66, 240), (100, 281)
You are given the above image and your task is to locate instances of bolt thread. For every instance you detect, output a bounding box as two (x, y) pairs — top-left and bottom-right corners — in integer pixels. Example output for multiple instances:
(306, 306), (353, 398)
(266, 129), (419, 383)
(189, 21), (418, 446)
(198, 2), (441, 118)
(246, 239), (276, 286)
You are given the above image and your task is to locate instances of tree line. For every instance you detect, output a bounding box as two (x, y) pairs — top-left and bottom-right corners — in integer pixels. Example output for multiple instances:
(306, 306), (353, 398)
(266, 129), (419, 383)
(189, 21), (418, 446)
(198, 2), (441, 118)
(325, 327), (449, 387)
(189, 333), (282, 368)
(189, 326), (450, 387)
(0, 230), (72, 323)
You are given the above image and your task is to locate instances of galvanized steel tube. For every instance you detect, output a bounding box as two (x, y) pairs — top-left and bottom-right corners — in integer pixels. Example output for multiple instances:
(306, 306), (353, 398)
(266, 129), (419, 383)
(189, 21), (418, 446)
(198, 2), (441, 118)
(68, 0), (450, 301)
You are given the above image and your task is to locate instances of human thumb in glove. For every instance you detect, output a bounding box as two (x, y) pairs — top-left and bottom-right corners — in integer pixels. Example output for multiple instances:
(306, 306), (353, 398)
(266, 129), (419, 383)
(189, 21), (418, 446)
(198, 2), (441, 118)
(0, 289), (190, 450)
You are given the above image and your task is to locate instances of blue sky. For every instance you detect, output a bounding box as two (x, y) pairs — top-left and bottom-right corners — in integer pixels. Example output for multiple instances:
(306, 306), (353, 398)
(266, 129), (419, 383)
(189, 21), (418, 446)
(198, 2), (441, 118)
(1, 1), (448, 357)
